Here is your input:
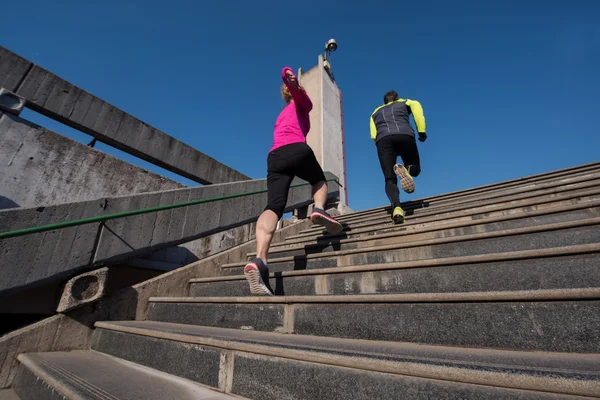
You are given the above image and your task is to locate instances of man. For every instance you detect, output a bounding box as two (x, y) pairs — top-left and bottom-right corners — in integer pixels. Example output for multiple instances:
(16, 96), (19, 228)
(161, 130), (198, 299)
(370, 90), (427, 224)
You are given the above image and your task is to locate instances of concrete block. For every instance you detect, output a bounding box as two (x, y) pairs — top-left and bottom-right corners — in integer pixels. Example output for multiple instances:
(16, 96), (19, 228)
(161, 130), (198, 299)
(42, 77), (72, 115)
(80, 96), (105, 130)
(68, 90), (94, 126)
(102, 107), (125, 139)
(0, 89), (25, 116)
(56, 267), (108, 312)
(165, 189), (192, 243)
(56, 83), (81, 119)
(13, 65), (46, 101)
(0, 47), (32, 92)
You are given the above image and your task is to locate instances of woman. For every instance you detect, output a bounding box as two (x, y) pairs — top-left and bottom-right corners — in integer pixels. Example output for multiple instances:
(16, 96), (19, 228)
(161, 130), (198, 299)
(244, 66), (343, 296)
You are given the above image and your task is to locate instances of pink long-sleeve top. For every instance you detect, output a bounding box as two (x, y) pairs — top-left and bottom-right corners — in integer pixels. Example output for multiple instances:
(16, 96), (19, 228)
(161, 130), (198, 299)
(269, 67), (313, 153)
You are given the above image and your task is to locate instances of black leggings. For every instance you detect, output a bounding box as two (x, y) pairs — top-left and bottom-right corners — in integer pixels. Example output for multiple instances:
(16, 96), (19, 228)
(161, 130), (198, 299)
(376, 134), (421, 208)
(265, 143), (326, 219)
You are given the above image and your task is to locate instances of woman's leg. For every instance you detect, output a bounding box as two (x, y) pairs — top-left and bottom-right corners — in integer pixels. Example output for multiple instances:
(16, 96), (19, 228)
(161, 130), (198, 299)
(255, 209), (279, 261)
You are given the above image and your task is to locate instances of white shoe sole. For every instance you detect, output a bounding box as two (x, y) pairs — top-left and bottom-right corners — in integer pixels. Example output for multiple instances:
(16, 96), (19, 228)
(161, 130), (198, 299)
(244, 266), (273, 296)
(394, 164), (415, 194)
(311, 213), (343, 234)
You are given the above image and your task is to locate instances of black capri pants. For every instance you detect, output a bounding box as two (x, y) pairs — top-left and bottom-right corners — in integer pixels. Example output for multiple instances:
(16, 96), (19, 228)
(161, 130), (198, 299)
(265, 143), (326, 219)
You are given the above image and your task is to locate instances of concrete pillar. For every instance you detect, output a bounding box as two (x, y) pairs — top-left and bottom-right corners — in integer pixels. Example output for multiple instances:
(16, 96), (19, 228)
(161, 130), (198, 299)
(298, 55), (349, 208)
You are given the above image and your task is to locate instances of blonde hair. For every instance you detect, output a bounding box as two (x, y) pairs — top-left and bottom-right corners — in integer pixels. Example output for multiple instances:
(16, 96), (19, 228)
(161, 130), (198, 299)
(281, 83), (306, 104)
(281, 83), (293, 103)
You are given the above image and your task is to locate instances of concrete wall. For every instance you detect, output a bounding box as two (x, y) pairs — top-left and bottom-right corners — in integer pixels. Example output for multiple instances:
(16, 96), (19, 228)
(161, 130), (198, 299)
(0, 46), (250, 185)
(299, 55), (348, 206)
(0, 112), (184, 209)
(0, 172), (340, 298)
(0, 218), (313, 389)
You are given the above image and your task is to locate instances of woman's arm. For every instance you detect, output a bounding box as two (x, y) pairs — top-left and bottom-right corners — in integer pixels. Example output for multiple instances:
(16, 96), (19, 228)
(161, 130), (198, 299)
(282, 67), (313, 111)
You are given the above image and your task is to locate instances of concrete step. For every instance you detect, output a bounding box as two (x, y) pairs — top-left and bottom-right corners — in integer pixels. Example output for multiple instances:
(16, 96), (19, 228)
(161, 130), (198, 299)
(146, 288), (600, 353)
(247, 200), (600, 260)
(192, 244), (600, 297)
(332, 171), (600, 227)
(12, 351), (237, 400)
(93, 321), (600, 399)
(333, 161), (600, 221)
(299, 178), (600, 237)
(0, 390), (20, 400)
(224, 218), (600, 275)
(397, 161), (600, 207)
(285, 186), (600, 244)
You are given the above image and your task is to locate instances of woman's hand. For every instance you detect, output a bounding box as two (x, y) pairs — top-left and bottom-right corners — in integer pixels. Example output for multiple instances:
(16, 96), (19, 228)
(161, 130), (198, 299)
(285, 69), (299, 88)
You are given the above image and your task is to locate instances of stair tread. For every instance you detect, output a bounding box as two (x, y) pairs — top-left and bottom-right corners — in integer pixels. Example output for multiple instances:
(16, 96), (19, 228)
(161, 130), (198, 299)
(250, 200), (600, 256)
(223, 217), (600, 268)
(192, 243), (600, 284)
(17, 351), (237, 400)
(0, 390), (20, 400)
(290, 189), (600, 241)
(95, 320), (600, 397)
(149, 287), (600, 304)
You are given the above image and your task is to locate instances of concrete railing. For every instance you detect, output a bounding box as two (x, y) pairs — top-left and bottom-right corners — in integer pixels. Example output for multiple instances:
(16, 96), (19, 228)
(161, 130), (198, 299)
(0, 46), (250, 185)
(0, 173), (340, 301)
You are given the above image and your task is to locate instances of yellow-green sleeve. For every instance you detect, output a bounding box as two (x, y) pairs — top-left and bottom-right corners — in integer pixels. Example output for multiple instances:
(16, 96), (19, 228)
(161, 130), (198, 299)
(406, 99), (426, 133)
(370, 115), (377, 141)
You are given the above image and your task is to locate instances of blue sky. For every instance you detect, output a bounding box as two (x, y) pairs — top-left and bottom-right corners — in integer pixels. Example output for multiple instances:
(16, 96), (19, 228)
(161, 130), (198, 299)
(3, 0), (599, 211)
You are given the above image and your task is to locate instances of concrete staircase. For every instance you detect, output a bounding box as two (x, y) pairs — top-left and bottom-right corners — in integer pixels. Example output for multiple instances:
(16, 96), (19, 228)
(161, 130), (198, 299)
(7, 162), (600, 399)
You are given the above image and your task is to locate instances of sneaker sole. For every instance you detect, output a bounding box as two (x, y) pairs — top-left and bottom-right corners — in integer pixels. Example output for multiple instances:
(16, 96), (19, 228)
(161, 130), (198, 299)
(392, 213), (405, 224)
(394, 165), (415, 194)
(244, 265), (273, 296)
(311, 214), (343, 234)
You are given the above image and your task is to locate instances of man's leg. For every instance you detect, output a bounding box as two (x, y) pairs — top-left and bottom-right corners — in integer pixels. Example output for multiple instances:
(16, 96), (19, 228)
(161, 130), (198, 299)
(376, 137), (401, 208)
(398, 135), (421, 178)
(393, 135), (421, 194)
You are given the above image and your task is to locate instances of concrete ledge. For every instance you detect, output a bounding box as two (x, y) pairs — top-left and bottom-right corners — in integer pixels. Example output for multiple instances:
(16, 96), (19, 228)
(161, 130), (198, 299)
(0, 46), (249, 185)
(0, 113), (184, 209)
(0, 172), (339, 297)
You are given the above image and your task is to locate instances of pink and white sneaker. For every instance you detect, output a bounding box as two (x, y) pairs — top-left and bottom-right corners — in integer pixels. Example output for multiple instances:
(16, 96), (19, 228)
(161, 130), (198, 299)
(243, 258), (273, 296)
(310, 208), (343, 234)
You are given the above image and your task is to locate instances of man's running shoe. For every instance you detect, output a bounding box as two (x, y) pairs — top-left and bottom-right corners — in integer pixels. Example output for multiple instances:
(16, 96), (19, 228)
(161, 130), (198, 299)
(310, 208), (343, 234)
(392, 206), (405, 224)
(243, 258), (273, 296)
(394, 164), (415, 193)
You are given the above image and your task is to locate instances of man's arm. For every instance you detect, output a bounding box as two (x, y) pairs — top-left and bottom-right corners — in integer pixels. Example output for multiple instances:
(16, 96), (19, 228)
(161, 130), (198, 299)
(282, 67), (313, 111)
(406, 99), (427, 141)
(370, 114), (377, 142)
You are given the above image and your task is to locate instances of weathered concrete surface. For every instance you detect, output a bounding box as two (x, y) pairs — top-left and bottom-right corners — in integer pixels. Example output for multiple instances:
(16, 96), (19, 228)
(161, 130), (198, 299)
(56, 267), (109, 313)
(0, 113), (184, 209)
(300, 55), (348, 206)
(0, 173), (340, 297)
(0, 46), (249, 185)
(0, 219), (312, 389)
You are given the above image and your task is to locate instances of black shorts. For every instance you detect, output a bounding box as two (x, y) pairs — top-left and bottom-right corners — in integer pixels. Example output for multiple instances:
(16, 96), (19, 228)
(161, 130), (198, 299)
(265, 142), (326, 218)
